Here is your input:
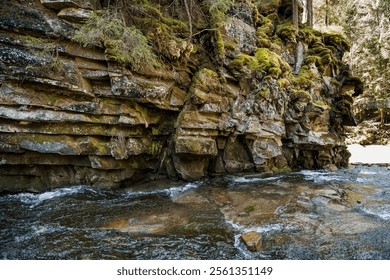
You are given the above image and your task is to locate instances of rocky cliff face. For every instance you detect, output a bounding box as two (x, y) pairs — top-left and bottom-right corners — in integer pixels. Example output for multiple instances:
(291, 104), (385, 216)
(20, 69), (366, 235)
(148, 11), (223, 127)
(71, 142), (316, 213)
(0, 0), (361, 192)
(311, 0), (389, 140)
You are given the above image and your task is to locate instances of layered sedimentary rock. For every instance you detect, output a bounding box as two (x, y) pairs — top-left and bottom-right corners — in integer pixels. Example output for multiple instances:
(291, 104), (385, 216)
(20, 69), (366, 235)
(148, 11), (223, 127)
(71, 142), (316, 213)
(0, 0), (362, 192)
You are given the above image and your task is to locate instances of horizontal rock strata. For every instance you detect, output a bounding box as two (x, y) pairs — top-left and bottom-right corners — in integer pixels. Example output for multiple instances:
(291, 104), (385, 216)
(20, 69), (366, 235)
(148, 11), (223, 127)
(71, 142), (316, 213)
(0, 0), (361, 192)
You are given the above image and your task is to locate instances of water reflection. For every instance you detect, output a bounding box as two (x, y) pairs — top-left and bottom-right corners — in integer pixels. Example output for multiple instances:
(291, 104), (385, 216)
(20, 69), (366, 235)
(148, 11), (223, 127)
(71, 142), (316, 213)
(1, 165), (389, 259)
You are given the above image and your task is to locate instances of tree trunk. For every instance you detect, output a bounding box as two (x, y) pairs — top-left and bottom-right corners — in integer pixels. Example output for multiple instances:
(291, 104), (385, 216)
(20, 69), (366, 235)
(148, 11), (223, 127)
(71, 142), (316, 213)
(307, 0), (313, 27)
(292, 0), (299, 30)
(325, 0), (329, 26)
(183, 0), (192, 41)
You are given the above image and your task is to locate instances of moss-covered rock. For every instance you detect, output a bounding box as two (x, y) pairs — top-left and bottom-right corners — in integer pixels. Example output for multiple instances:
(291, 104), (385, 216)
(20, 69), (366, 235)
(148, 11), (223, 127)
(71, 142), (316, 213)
(256, 0), (282, 16)
(229, 48), (291, 79)
(276, 22), (297, 43)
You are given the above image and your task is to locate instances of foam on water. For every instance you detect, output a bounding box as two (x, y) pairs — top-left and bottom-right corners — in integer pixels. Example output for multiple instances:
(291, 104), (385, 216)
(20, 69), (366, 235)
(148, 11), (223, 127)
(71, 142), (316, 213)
(123, 182), (201, 199)
(356, 178), (368, 183)
(167, 183), (201, 197)
(230, 175), (284, 184)
(299, 170), (349, 184)
(11, 185), (91, 207)
(361, 205), (390, 221)
(359, 170), (378, 175)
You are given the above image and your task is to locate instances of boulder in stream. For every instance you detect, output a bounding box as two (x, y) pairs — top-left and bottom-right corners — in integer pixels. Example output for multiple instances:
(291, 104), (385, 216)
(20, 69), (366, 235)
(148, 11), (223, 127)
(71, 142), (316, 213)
(241, 231), (263, 252)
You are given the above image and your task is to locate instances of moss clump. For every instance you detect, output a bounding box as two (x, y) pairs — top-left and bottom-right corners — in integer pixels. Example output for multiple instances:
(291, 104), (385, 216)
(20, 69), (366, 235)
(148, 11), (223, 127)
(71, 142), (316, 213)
(276, 22), (297, 43)
(214, 29), (226, 64)
(304, 55), (320, 65)
(292, 66), (315, 89)
(73, 9), (159, 70)
(299, 27), (350, 75)
(299, 26), (322, 45)
(229, 53), (260, 71)
(330, 79), (341, 86)
(256, 27), (272, 48)
(208, 0), (234, 64)
(130, 2), (188, 32)
(19, 35), (55, 50)
(323, 32), (351, 52)
(189, 68), (221, 103)
(18, 35), (66, 74)
(229, 48), (291, 79)
(256, 0), (282, 16)
(257, 87), (271, 99)
(291, 89), (312, 102)
(244, 205), (256, 213)
(257, 14), (274, 36)
(306, 42), (341, 73)
(224, 41), (237, 51)
(209, 0), (234, 26)
(312, 100), (330, 110)
(256, 15), (275, 48)
(268, 67), (282, 77)
(255, 48), (291, 74)
(277, 78), (291, 88)
(131, 17), (193, 62)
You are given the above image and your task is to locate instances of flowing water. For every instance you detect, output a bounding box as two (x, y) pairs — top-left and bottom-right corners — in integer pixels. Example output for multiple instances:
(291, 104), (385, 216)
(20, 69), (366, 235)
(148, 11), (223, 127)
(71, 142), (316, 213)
(1, 165), (389, 260)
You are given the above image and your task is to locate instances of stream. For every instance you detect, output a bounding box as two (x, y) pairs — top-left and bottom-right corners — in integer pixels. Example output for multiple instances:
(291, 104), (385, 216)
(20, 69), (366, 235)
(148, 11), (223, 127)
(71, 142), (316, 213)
(1, 165), (389, 259)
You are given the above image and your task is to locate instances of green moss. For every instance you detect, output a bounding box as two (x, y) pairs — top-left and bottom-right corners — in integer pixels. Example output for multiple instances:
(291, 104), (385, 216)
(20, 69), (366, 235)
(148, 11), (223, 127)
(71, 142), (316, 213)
(73, 10), (159, 69)
(207, 0), (234, 64)
(299, 27), (322, 45)
(271, 35), (283, 46)
(273, 166), (292, 173)
(131, 17), (193, 61)
(258, 37), (272, 48)
(136, 3), (188, 31)
(215, 29), (225, 63)
(19, 35), (55, 49)
(304, 55), (320, 65)
(257, 14), (274, 36)
(189, 68), (221, 103)
(257, 87), (270, 99)
(257, 30), (268, 39)
(209, 0), (234, 32)
(244, 205), (256, 213)
(256, 25), (272, 48)
(292, 66), (315, 88)
(331, 79), (341, 86)
(230, 48), (291, 78)
(312, 100), (330, 109)
(291, 89), (312, 102)
(298, 28), (349, 75)
(151, 141), (163, 156)
(277, 78), (291, 88)
(255, 48), (273, 69)
(256, 0), (282, 16)
(276, 22), (297, 42)
(269, 67), (282, 77)
(229, 53), (259, 70)
(323, 32), (351, 52)
(269, 42), (282, 53)
(224, 41), (237, 51)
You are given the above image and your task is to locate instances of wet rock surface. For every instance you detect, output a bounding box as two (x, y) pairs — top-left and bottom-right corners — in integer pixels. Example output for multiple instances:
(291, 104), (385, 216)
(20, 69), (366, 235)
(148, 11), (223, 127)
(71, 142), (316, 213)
(0, 166), (389, 259)
(0, 0), (361, 192)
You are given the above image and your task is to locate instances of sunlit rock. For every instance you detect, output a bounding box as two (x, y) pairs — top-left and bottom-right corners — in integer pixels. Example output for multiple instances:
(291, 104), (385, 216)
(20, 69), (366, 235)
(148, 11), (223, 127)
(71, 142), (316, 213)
(241, 231), (263, 252)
